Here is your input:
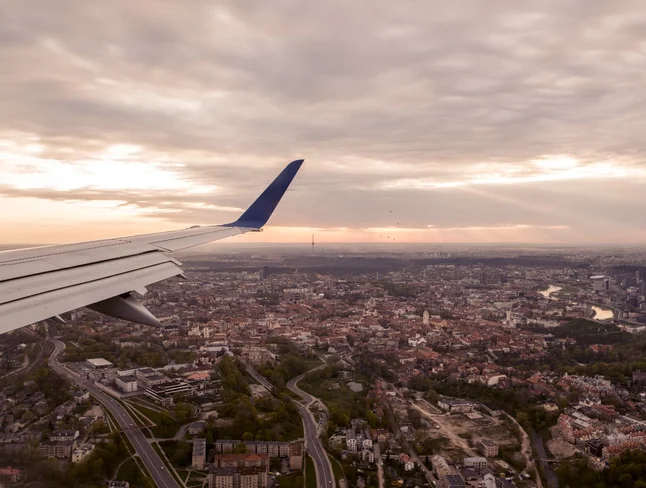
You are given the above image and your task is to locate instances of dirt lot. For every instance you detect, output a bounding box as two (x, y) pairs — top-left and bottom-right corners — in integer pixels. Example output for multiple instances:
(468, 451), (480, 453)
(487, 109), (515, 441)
(413, 403), (520, 461)
(546, 426), (577, 459)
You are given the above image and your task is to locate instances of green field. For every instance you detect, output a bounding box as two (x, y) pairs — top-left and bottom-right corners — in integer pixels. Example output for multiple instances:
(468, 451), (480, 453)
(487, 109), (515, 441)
(277, 473), (304, 488)
(328, 453), (345, 484)
(553, 285), (581, 297)
(115, 457), (156, 488)
(306, 455), (317, 488)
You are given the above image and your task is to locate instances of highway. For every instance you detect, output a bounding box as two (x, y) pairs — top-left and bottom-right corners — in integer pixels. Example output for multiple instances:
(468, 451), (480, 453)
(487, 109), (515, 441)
(246, 364), (335, 488)
(48, 339), (180, 488)
(287, 367), (334, 488)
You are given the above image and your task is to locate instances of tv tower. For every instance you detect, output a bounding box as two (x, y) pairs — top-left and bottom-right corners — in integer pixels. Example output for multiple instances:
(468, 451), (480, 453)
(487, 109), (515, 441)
(312, 233), (315, 253)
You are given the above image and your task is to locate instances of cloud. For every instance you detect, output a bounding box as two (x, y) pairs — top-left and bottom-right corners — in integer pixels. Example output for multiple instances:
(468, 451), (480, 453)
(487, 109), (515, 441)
(1, 1), (646, 243)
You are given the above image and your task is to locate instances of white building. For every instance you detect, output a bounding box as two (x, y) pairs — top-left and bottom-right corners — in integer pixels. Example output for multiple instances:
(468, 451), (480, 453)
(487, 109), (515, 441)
(483, 473), (496, 488)
(591, 275), (609, 292)
(50, 430), (79, 442)
(361, 449), (375, 463)
(408, 334), (427, 348)
(72, 443), (95, 463)
(193, 438), (207, 470)
(463, 457), (488, 470)
(346, 431), (358, 452)
(437, 399), (474, 413)
(115, 375), (138, 393)
(431, 455), (451, 478)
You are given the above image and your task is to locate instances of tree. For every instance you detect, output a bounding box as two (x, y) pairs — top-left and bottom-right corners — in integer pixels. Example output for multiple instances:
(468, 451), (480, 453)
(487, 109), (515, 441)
(243, 432), (254, 441)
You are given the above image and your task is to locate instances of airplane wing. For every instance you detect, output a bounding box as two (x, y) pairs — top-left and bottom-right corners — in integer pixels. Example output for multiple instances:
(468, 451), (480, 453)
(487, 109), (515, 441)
(0, 159), (304, 334)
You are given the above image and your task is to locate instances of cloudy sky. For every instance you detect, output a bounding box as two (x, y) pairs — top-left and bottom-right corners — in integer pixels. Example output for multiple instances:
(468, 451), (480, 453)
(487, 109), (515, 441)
(2, 1), (646, 245)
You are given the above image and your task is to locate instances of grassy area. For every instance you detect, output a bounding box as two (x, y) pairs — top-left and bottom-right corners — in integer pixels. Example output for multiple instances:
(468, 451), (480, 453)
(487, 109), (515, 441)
(306, 455), (317, 488)
(158, 439), (193, 468)
(278, 473), (305, 488)
(299, 369), (368, 420)
(115, 457), (156, 488)
(121, 400), (151, 427)
(553, 285), (581, 297)
(130, 403), (165, 424)
(328, 453), (345, 485)
(152, 442), (185, 487)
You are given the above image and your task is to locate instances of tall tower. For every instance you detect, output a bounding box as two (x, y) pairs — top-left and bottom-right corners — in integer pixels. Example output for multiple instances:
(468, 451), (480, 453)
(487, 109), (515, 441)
(312, 233), (315, 253)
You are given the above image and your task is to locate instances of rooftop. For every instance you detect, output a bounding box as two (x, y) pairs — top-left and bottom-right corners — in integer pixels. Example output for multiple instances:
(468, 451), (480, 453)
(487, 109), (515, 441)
(86, 358), (114, 368)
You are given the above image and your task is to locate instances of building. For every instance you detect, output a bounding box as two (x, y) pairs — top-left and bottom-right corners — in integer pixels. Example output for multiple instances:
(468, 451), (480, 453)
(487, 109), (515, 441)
(72, 443), (95, 463)
(483, 474), (496, 488)
(477, 439), (499, 457)
(244, 441), (289, 458)
(240, 347), (275, 366)
(210, 466), (237, 488)
(591, 275), (609, 292)
(495, 478), (516, 488)
(145, 379), (194, 407)
(440, 474), (466, 488)
(72, 390), (90, 404)
(585, 439), (604, 458)
(86, 358), (114, 369)
(136, 368), (169, 388)
(190, 421), (206, 436)
(38, 441), (74, 459)
(50, 430), (79, 442)
(0, 467), (22, 484)
(193, 438), (207, 470)
(632, 371), (646, 386)
(215, 440), (243, 454)
(399, 453), (414, 471)
(209, 454), (269, 488)
(289, 440), (304, 471)
(108, 482), (131, 488)
(260, 266), (269, 280)
(437, 399), (474, 413)
(431, 455), (451, 478)
(213, 453), (269, 469)
(346, 430), (358, 452)
(361, 449), (375, 463)
(115, 375), (138, 393)
(463, 457), (488, 470)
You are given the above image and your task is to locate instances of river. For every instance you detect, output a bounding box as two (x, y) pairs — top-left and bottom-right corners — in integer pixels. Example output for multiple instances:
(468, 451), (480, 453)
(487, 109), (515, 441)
(591, 305), (614, 321)
(530, 429), (559, 488)
(539, 285), (562, 300)
(540, 285), (614, 320)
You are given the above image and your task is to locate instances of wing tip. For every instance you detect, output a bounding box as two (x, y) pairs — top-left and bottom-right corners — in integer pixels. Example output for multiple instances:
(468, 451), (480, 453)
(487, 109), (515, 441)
(225, 159), (305, 229)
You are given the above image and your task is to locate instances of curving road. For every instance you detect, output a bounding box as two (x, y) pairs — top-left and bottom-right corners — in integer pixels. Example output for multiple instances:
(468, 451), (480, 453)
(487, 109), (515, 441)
(287, 367), (334, 488)
(246, 364), (334, 488)
(48, 339), (180, 488)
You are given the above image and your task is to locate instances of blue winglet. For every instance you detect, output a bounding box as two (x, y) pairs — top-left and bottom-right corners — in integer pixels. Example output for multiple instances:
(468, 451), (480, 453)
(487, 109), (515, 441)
(224, 159), (304, 229)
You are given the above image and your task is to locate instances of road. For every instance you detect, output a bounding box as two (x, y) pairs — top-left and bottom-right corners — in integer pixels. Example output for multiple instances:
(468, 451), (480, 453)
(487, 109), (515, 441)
(0, 351), (29, 379)
(246, 364), (334, 488)
(373, 441), (385, 488)
(287, 369), (334, 488)
(1, 329), (51, 380)
(48, 339), (181, 488)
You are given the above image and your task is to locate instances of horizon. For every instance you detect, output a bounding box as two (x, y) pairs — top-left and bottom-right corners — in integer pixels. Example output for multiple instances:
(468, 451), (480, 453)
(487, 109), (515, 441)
(2, 2), (646, 244)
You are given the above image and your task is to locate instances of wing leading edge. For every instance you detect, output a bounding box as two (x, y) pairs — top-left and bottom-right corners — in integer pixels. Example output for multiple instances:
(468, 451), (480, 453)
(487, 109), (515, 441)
(0, 159), (304, 334)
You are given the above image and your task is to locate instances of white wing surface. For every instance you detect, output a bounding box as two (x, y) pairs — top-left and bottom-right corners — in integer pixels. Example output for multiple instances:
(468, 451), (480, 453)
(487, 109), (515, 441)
(0, 159), (304, 334)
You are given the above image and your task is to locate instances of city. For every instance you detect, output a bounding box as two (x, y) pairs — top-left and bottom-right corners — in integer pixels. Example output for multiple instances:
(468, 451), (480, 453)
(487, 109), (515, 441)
(2, 2), (646, 488)
(1, 245), (646, 488)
